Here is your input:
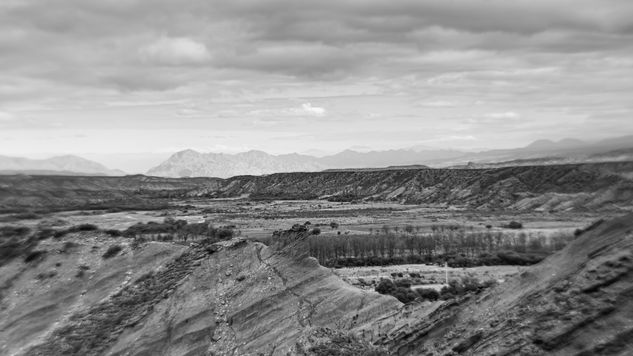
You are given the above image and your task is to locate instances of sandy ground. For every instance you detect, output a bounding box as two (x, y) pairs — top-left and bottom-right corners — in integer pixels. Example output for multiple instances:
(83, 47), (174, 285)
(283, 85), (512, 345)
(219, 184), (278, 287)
(332, 264), (522, 290)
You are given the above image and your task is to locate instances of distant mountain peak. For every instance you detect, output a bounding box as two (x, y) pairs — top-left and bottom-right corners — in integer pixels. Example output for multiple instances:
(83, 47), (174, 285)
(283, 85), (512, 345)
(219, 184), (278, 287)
(0, 154), (125, 176)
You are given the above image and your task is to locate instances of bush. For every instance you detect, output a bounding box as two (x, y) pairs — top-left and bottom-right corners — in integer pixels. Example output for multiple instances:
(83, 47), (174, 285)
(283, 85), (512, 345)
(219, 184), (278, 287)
(76, 264), (90, 278)
(61, 241), (79, 253)
(35, 228), (55, 240)
(311, 228), (321, 235)
(24, 250), (47, 263)
(375, 279), (396, 294)
(72, 224), (99, 232)
(0, 226), (31, 237)
(36, 270), (57, 280)
(375, 278), (418, 303)
(102, 245), (123, 259)
(506, 221), (523, 229)
(53, 230), (69, 238)
(416, 288), (440, 301)
(395, 279), (412, 288)
(104, 229), (122, 237)
(440, 276), (497, 300)
(391, 288), (418, 303)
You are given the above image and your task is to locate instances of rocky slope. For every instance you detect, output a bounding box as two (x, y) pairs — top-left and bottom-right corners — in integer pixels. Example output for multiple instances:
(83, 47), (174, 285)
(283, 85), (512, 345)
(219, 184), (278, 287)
(374, 212), (633, 355)
(2, 162), (633, 212)
(0, 230), (399, 356)
(211, 162), (633, 211)
(1, 213), (632, 355)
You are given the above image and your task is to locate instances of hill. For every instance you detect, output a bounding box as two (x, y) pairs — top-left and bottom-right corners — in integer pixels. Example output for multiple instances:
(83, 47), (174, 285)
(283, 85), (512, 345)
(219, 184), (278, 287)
(1, 212), (631, 355)
(2, 162), (633, 213)
(377, 212), (633, 355)
(0, 155), (125, 176)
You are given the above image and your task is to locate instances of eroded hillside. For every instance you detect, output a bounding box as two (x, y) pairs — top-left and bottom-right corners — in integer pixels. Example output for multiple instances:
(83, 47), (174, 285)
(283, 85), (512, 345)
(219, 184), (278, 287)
(0, 230), (399, 356)
(1, 213), (632, 355)
(2, 162), (633, 212)
(372, 213), (633, 355)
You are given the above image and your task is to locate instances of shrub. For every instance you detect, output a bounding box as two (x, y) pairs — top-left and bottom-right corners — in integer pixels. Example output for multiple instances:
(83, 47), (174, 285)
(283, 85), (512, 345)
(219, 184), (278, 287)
(375, 279), (396, 294)
(395, 279), (412, 288)
(35, 228), (55, 240)
(311, 228), (321, 235)
(53, 230), (69, 238)
(216, 228), (234, 240)
(440, 277), (497, 300)
(0, 226), (31, 237)
(391, 288), (418, 303)
(72, 224), (99, 232)
(24, 250), (47, 263)
(102, 245), (123, 259)
(76, 264), (90, 278)
(506, 221), (523, 229)
(104, 229), (122, 237)
(36, 270), (57, 280)
(61, 241), (79, 253)
(416, 288), (440, 301)
(375, 278), (418, 303)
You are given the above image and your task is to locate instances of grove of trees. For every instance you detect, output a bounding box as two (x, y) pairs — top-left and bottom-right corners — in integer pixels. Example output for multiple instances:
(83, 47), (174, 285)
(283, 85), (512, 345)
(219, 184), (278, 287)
(308, 225), (574, 267)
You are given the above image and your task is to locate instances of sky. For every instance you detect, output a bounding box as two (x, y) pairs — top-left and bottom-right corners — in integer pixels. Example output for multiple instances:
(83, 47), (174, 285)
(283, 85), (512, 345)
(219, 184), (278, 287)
(1, 0), (633, 172)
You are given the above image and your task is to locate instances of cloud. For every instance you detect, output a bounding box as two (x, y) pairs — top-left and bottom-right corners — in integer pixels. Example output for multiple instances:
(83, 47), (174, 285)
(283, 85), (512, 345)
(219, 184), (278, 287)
(246, 102), (327, 118)
(485, 112), (520, 120)
(0, 110), (17, 123)
(0, 0), (632, 154)
(139, 37), (210, 65)
(300, 103), (326, 116)
(0, 110), (16, 121)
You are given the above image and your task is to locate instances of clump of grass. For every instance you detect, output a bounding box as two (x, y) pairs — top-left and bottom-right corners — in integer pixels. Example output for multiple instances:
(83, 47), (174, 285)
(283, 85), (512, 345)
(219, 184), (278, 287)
(61, 241), (79, 253)
(24, 250), (47, 263)
(505, 221), (523, 229)
(76, 264), (90, 278)
(104, 229), (122, 237)
(70, 224), (99, 232)
(36, 270), (57, 280)
(102, 244), (123, 259)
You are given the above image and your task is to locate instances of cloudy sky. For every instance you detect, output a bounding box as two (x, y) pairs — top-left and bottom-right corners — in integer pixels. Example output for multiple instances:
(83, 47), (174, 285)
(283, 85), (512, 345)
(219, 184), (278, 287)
(1, 0), (633, 172)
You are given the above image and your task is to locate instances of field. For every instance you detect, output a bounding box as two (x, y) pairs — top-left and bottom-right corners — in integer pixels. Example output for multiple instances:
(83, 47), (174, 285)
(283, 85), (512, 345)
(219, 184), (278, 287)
(0, 198), (605, 290)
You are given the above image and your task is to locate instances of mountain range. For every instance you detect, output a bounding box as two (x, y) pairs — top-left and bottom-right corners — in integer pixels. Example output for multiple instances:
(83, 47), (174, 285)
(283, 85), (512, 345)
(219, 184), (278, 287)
(147, 135), (633, 178)
(0, 155), (125, 176)
(1, 135), (632, 178)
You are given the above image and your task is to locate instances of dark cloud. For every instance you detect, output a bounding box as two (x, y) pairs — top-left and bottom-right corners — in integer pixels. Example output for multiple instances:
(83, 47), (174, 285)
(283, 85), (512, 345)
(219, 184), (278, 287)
(2, 0), (632, 85)
(0, 0), (632, 153)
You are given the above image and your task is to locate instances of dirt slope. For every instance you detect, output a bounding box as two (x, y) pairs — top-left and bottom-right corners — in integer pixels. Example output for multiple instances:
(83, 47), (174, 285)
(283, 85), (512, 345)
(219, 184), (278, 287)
(2, 214), (633, 355)
(1, 232), (399, 356)
(377, 213), (633, 355)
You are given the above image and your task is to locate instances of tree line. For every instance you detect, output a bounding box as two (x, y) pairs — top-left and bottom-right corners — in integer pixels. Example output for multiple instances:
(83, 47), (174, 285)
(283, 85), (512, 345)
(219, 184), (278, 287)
(308, 228), (574, 267)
